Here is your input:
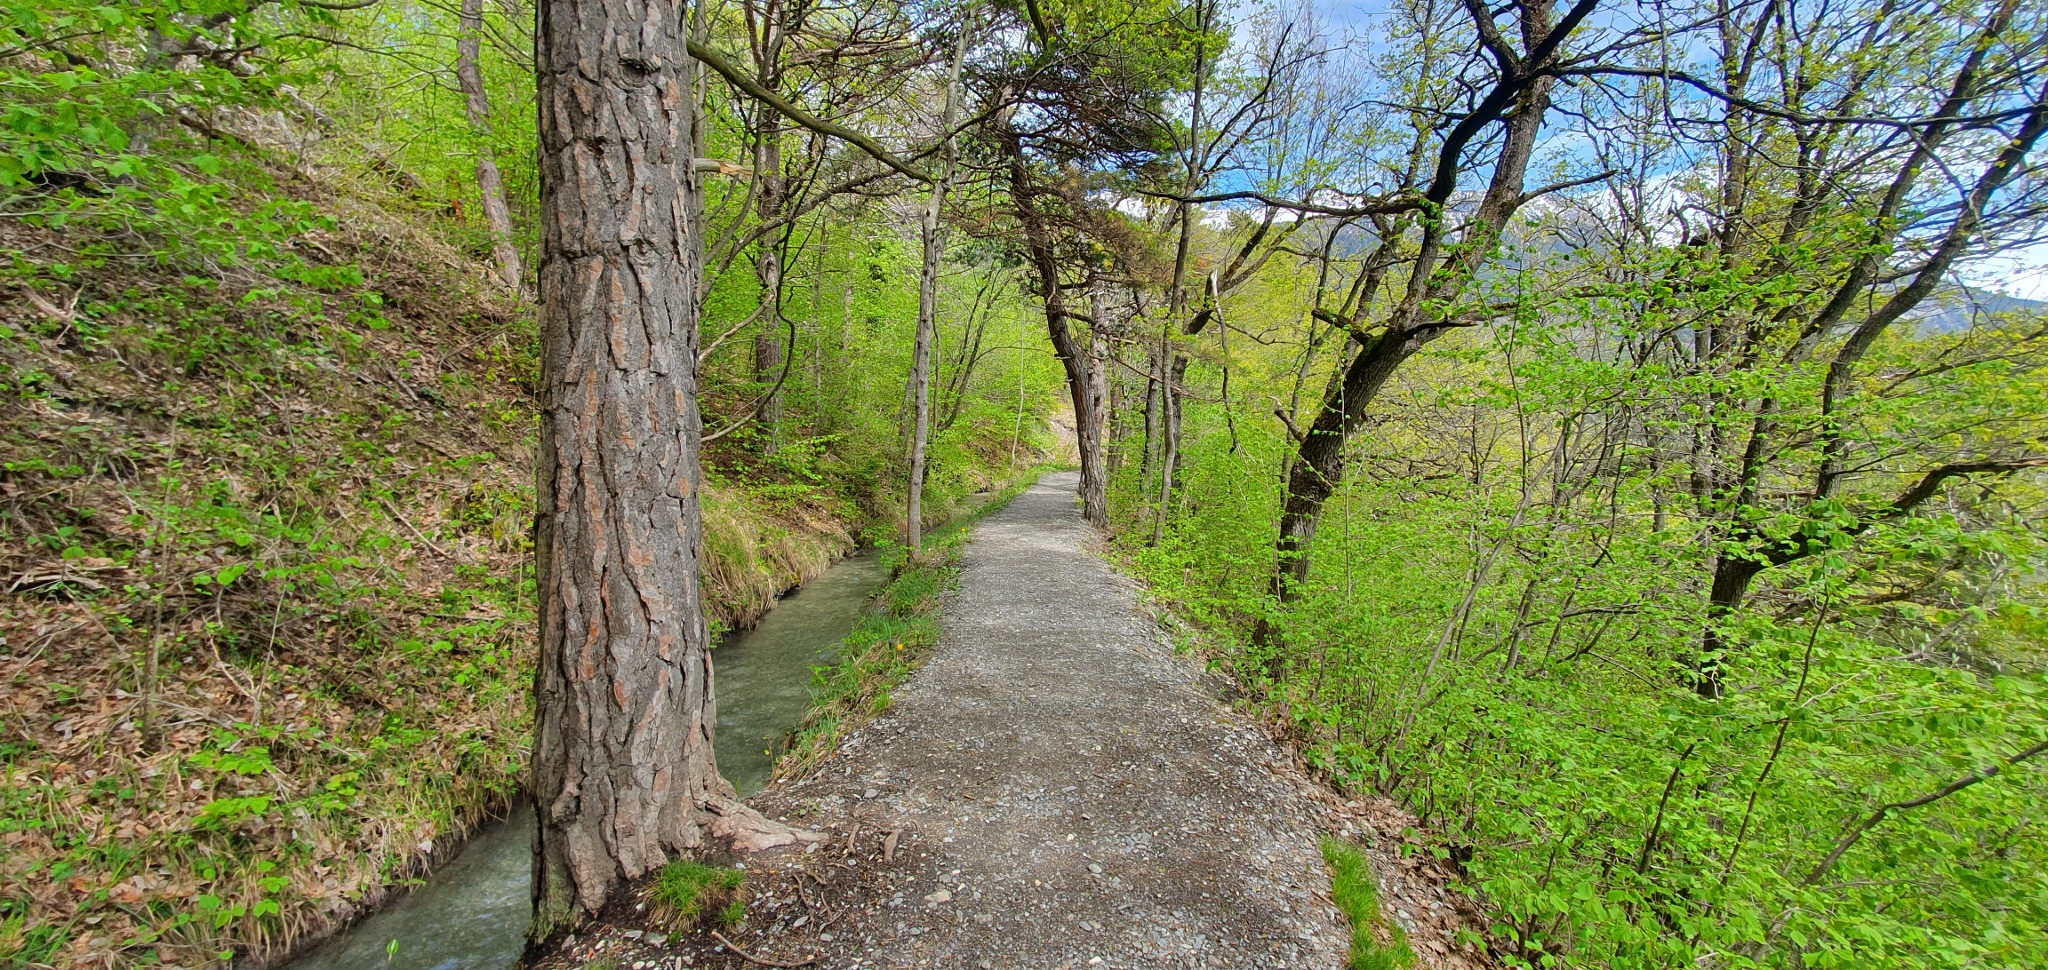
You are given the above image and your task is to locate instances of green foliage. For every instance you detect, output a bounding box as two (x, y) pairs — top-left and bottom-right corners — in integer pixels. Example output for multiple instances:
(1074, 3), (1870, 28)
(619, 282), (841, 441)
(0, 2), (350, 264)
(1122, 305), (2048, 968)
(0, 6), (1067, 960)
(0, 2), (1074, 969)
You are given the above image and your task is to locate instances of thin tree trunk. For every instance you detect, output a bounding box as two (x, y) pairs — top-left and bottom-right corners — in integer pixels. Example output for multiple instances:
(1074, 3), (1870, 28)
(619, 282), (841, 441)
(908, 29), (970, 551)
(1154, 0), (1209, 541)
(1140, 346), (1158, 482)
(906, 218), (935, 546)
(456, 0), (521, 291)
(1083, 292), (1111, 524)
(748, 0), (789, 455)
(936, 282), (988, 433)
(529, 0), (790, 944)
(1154, 339), (1183, 545)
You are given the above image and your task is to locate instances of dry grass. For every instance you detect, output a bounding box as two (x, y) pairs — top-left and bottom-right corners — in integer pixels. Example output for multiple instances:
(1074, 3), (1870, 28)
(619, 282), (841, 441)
(700, 485), (854, 633)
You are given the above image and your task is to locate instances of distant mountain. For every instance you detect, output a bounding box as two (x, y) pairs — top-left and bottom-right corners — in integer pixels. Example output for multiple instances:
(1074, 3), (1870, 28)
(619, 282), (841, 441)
(1914, 287), (2048, 333)
(1275, 213), (2047, 335)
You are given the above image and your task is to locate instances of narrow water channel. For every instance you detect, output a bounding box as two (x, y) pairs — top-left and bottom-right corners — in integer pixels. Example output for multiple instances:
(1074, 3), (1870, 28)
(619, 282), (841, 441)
(281, 550), (890, 970)
(711, 550), (889, 795)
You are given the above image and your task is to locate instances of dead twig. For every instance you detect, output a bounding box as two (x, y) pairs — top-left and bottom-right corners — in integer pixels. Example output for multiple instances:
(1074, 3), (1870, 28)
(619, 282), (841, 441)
(21, 285), (80, 326)
(372, 495), (450, 558)
(709, 930), (816, 968)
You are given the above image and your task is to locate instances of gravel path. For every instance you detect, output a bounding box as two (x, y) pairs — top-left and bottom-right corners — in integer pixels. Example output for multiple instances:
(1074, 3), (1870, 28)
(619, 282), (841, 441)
(543, 471), (1353, 970)
(732, 471), (1350, 969)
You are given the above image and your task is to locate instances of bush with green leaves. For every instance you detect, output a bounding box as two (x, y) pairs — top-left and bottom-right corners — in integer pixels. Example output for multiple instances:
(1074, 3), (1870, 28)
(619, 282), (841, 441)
(1119, 307), (2048, 968)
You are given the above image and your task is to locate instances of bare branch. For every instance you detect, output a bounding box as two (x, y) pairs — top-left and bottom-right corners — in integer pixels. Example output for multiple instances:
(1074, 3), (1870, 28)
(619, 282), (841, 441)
(688, 37), (932, 182)
(1804, 738), (2048, 887)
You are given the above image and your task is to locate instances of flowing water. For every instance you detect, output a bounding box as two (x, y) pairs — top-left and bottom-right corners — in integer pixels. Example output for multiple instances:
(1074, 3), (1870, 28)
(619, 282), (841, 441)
(711, 550), (889, 794)
(281, 550), (889, 970)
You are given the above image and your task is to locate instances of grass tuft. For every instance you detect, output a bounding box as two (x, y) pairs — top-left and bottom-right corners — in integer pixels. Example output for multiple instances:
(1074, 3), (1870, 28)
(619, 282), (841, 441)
(648, 859), (747, 933)
(717, 898), (748, 926)
(1322, 836), (1416, 970)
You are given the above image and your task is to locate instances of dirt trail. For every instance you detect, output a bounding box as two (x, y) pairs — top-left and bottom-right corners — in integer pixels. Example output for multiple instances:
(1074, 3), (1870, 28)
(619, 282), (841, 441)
(720, 471), (1351, 969)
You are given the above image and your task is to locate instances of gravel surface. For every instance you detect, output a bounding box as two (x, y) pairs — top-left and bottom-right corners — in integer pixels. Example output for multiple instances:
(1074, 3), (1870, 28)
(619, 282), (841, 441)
(543, 472), (1353, 969)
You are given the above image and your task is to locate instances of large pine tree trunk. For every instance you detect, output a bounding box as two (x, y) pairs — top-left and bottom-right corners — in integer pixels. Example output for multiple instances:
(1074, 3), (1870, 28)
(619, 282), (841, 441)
(456, 0), (522, 291)
(529, 0), (797, 945)
(1052, 323), (1109, 528)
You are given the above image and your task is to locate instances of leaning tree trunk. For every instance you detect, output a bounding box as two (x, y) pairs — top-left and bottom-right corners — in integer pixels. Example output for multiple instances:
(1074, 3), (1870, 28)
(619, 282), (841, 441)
(1031, 295), (1108, 527)
(456, 0), (522, 291)
(1252, 61), (1567, 664)
(999, 116), (1107, 527)
(529, 0), (796, 945)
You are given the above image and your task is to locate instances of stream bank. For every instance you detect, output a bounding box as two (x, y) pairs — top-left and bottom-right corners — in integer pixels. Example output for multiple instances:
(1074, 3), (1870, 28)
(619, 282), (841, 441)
(277, 548), (890, 970)
(275, 485), (1017, 970)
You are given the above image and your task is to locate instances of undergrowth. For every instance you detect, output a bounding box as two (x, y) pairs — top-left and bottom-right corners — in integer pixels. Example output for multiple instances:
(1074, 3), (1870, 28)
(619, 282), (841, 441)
(1118, 388), (2048, 968)
(0, 210), (1025, 968)
(0, 213), (540, 970)
(0, 7), (1061, 959)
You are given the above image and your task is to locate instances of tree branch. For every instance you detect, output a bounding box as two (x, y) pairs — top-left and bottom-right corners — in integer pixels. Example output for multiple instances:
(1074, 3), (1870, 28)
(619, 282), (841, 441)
(1136, 187), (1420, 218)
(687, 37), (932, 182)
(1803, 738), (2048, 887)
(1876, 458), (2048, 524)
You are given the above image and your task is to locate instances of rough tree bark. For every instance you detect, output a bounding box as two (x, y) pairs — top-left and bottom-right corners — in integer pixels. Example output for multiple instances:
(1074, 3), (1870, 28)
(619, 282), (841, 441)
(455, 0), (522, 291)
(529, 0), (802, 946)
